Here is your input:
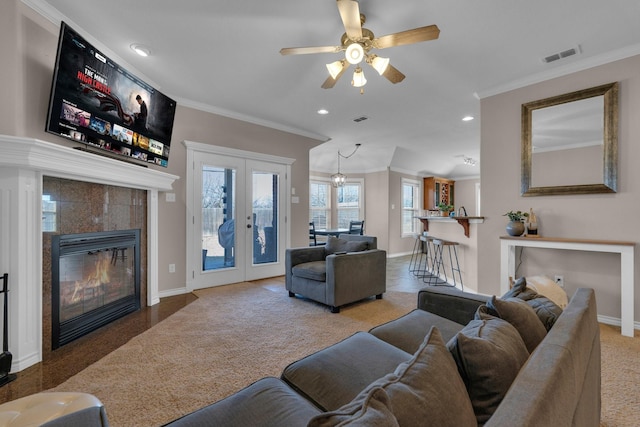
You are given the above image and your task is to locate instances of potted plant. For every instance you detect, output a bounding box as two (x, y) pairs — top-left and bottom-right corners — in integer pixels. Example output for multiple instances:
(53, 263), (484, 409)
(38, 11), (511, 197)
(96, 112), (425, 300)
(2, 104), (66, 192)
(438, 203), (454, 217)
(503, 210), (529, 236)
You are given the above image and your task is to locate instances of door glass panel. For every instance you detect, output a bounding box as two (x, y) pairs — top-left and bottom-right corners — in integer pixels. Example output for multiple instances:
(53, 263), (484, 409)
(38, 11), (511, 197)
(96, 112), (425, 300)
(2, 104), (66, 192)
(252, 171), (278, 265)
(202, 166), (236, 271)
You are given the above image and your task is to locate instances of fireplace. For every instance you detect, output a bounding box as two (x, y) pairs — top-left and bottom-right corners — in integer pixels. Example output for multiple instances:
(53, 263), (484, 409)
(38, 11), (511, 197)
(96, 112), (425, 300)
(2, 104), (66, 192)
(51, 229), (141, 349)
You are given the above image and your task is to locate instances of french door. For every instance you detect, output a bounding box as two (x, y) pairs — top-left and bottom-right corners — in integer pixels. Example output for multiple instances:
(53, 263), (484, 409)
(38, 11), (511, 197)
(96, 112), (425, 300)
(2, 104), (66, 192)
(185, 142), (292, 290)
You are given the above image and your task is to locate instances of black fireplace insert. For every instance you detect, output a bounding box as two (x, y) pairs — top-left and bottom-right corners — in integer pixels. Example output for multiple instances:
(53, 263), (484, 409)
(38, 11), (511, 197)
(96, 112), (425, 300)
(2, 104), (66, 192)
(51, 229), (141, 349)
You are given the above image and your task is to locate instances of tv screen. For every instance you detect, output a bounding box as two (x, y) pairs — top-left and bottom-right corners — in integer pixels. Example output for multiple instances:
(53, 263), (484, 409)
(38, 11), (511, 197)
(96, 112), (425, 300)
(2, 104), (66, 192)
(46, 22), (176, 167)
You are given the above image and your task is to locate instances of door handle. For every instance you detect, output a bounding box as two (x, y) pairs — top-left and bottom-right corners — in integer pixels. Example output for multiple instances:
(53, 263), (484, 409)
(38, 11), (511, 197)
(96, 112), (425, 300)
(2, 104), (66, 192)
(247, 224), (252, 229)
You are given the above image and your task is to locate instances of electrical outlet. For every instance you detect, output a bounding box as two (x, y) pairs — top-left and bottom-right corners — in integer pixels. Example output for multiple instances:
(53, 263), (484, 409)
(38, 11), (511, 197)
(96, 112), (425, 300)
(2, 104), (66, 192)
(554, 275), (564, 287)
(169, 263), (176, 273)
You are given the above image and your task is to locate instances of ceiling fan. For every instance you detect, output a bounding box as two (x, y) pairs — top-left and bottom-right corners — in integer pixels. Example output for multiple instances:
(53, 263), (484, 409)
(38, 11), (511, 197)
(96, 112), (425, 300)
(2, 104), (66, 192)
(280, 0), (440, 92)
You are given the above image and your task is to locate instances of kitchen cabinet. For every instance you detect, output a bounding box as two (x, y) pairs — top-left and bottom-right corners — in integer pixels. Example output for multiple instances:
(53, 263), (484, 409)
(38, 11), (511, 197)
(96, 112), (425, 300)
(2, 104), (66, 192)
(423, 177), (455, 210)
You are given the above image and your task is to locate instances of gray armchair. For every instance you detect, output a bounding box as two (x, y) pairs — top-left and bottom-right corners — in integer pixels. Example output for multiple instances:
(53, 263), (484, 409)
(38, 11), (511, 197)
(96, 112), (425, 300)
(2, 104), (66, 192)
(285, 235), (386, 313)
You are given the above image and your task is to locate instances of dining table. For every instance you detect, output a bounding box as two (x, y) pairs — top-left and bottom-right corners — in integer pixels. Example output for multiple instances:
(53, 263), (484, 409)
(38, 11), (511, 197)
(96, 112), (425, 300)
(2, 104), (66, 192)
(314, 228), (350, 237)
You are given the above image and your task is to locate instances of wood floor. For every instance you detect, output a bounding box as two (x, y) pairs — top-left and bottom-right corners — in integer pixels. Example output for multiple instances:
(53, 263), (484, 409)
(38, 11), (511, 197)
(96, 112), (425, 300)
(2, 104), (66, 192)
(0, 255), (427, 404)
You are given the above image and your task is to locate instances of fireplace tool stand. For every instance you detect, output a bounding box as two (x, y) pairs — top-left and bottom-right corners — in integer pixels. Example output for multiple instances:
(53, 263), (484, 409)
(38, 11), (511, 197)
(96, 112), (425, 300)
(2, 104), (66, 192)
(0, 273), (16, 387)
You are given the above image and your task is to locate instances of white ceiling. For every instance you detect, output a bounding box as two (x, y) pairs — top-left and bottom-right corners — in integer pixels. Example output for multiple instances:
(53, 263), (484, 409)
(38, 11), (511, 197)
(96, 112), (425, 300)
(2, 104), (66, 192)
(26, 0), (640, 178)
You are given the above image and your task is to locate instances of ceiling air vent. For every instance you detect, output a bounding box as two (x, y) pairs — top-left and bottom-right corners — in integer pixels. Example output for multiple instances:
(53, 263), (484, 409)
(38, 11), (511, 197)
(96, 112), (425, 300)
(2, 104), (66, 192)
(542, 45), (581, 64)
(353, 116), (368, 123)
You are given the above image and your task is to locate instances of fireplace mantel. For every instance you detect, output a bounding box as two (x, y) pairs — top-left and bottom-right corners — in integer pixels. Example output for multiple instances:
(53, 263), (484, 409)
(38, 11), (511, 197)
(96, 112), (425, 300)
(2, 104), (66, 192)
(0, 135), (179, 372)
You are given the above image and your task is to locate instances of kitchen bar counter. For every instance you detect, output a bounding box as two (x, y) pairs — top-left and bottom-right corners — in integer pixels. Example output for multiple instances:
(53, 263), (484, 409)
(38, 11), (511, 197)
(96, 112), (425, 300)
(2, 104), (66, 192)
(417, 216), (485, 238)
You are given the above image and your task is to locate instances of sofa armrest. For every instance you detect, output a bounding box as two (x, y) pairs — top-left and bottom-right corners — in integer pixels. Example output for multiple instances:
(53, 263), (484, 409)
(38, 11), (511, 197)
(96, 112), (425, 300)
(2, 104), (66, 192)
(325, 249), (387, 307)
(417, 286), (488, 325)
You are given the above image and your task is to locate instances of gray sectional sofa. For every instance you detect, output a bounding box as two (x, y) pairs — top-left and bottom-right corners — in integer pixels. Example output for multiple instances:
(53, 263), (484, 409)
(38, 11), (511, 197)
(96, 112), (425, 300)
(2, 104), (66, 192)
(166, 284), (600, 426)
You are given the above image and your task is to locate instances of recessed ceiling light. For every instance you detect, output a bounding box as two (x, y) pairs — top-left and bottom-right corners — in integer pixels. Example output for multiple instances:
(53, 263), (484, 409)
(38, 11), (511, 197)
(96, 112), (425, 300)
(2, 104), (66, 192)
(317, 109), (329, 115)
(462, 116), (474, 122)
(130, 44), (150, 57)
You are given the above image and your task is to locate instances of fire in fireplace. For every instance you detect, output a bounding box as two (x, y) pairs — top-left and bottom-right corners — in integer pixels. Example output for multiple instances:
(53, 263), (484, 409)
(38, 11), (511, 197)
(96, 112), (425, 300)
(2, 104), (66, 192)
(51, 229), (141, 349)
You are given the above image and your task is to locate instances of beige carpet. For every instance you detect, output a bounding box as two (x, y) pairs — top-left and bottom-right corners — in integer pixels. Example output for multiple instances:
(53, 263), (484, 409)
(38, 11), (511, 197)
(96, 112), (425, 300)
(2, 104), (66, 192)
(51, 282), (639, 427)
(52, 282), (417, 426)
(599, 324), (640, 427)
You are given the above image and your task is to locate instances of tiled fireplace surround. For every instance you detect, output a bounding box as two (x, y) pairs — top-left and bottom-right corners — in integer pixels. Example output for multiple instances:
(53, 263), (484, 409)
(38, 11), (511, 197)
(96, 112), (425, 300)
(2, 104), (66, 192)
(0, 135), (178, 372)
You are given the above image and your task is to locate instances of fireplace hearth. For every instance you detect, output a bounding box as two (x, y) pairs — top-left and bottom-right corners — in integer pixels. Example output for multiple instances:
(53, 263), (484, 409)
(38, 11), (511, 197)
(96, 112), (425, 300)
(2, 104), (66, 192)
(51, 229), (141, 349)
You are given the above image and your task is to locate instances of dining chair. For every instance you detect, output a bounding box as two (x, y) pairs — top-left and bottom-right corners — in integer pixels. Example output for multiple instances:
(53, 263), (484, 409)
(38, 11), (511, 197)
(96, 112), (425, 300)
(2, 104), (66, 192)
(348, 220), (364, 235)
(309, 222), (317, 246)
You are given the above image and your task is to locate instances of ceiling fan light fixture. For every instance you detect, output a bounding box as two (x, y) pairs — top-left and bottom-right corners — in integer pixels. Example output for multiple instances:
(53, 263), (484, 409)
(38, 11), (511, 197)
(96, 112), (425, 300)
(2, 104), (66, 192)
(351, 66), (366, 88)
(345, 43), (365, 64)
(370, 55), (390, 75)
(326, 60), (346, 79)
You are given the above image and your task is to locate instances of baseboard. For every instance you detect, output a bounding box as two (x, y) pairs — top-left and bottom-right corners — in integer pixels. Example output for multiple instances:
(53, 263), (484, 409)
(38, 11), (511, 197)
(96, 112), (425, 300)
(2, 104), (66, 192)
(597, 314), (640, 331)
(159, 287), (190, 299)
(12, 350), (41, 373)
(388, 251), (413, 258)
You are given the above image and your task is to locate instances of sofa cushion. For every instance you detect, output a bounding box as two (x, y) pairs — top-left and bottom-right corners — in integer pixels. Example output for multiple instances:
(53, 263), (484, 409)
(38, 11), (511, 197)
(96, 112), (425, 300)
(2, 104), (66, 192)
(163, 377), (321, 427)
(324, 236), (369, 255)
(369, 309), (465, 354)
(307, 387), (399, 427)
(447, 317), (530, 425)
(330, 327), (476, 427)
(476, 296), (547, 352)
(282, 332), (412, 411)
(501, 276), (563, 331)
(292, 261), (327, 281)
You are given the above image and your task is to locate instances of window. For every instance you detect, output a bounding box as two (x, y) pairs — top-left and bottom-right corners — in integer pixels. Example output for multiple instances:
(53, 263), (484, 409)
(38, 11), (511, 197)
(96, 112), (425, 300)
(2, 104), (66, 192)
(42, 195), (57, 232)
(309, 180), (330, 229)
(402, 179), (421, 236)
(336, 181), (363, 228)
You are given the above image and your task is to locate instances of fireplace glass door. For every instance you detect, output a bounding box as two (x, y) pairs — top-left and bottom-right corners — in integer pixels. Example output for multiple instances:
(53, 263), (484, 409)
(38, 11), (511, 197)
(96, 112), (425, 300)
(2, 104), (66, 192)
(52, 229), (141, 348)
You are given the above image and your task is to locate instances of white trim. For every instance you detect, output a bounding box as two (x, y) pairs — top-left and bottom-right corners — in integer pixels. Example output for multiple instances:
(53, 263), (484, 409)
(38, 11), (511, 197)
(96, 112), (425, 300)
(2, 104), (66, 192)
(476, 43), (640, 99)
(401, 178), (422, 238)
(177, 101), (329, 143)
(159, 287), (190, 298)
(598, 315), (640, 332)
(183, 140), (295, 166)
(183, 141), (292, 289)
(0, 135), (178, 372)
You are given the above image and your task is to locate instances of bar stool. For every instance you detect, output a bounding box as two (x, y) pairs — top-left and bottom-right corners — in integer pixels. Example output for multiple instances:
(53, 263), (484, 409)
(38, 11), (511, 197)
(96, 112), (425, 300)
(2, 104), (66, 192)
(424, 239), (463, 290)
(408, 234), (422, 273)
(414, 235), (437, 279)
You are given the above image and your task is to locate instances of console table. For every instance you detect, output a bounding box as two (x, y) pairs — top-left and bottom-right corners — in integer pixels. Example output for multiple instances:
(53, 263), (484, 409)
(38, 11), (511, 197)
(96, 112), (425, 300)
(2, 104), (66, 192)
(500, 236), (635, 337)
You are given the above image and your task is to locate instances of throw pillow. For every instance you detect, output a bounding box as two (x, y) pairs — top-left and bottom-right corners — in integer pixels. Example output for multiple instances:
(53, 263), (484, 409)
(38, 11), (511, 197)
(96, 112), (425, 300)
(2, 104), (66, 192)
(525, 296), (563, 331)
(501, 276), (563, 331)
(307, 387), (399, 427)
(476, 296), (547, 352)
(501, 276), (537, 300)
(447, 317), (530, 425)
(526, 275), (569, 309)
(312, 327), (476, 427)
(324, 236), (369, 256)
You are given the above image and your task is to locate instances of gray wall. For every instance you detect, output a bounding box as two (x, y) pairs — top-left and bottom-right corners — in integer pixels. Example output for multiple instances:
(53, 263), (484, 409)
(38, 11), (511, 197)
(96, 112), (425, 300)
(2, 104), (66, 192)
(1, 1), (322, 295)
(479, 54), (640, 322)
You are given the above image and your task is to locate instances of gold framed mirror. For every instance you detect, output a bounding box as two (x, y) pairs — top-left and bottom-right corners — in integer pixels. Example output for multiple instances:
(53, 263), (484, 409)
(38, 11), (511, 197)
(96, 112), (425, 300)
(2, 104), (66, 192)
(521, 82), (618, 196)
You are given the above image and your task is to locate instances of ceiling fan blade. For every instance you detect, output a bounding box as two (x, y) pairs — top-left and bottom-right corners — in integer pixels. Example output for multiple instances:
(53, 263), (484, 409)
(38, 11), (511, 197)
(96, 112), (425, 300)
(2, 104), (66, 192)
(337, 0), (362, 40)
(373, 25), (440, 49)
(280, 45), (342, 55)
(322, 61), (349, 89)
(382, 64), (405, 84)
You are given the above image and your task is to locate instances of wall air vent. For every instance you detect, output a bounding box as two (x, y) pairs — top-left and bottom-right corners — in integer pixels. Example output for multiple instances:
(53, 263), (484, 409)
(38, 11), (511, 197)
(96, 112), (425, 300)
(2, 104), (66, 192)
(542, 45), (581, 64)
(353, 116), (368, 123)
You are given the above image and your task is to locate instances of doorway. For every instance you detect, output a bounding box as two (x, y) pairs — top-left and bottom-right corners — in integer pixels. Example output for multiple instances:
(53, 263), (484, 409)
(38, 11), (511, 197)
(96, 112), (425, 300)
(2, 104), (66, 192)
(185, 142), (293, 289)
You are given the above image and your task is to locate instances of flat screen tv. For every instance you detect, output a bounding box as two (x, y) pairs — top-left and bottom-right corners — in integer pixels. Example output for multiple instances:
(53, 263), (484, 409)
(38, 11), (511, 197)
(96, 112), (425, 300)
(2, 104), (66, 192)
(46, 22), (176, 167)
